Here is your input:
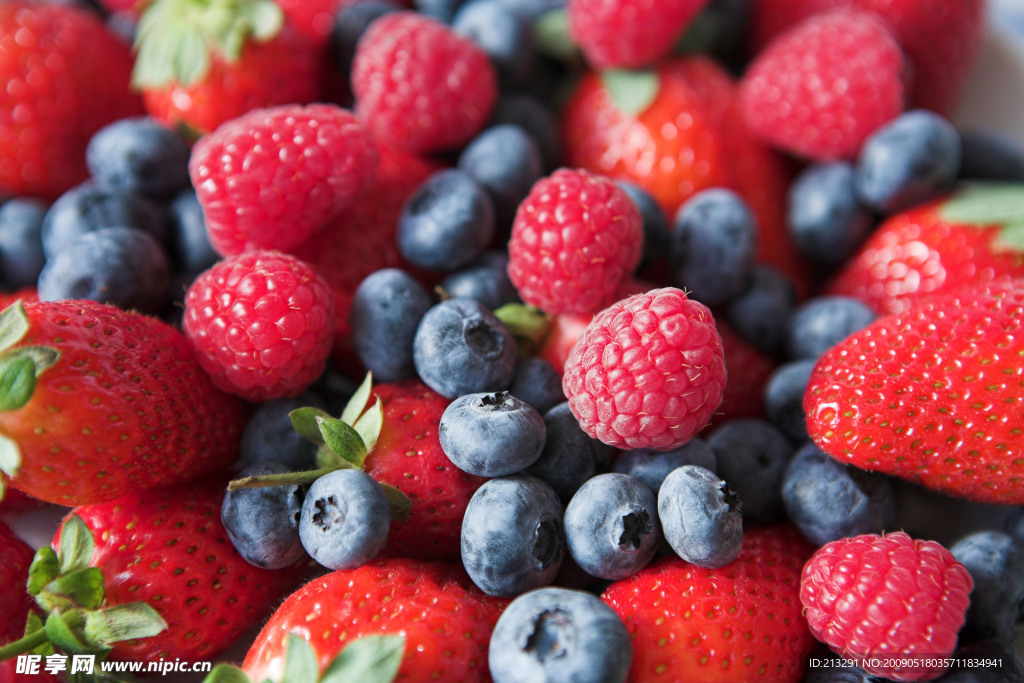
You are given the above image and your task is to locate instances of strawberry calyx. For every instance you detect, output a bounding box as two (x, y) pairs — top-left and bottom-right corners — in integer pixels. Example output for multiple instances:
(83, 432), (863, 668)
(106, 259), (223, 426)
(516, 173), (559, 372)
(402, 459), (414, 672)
(600, 68), (660, 116)
(494, 303), (552, 356)
(939, 182), (1024, 252)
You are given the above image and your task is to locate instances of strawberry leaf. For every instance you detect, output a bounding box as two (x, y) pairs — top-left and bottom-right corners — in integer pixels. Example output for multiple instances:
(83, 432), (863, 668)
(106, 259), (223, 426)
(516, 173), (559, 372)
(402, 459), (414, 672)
(534, 9), (580, 62)
(381, 484), (412, 523)
(353, 397), (383, 454)
(0, 356), (35, 411)
(49, 568), (105, 610)
(58, 515), (96, 574)
(282, 634), (319, 682)
(290, 407), (331, 444)
(44, 609), (98, 656)
(202, 665), (253, 683)
(0, 432), (19, 480)
(0, 302), (29, 353)
(84, 603), (168, 646)
(341, 373), (374, 426)
(321, 635), (405, 683)
(601, 69), (660, 116)
(940, 183), (1024, 252)
(317, 416), (367, 469)
(27, 547), (60, 596)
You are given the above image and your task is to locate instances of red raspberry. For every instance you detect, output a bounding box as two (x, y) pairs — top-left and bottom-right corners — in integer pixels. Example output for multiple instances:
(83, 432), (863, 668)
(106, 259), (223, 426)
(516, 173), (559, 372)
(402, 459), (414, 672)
(508, 168), (643, 316)
(800, 532), (973, 682)
(568, 0), (710, 68)
(739, 9), (905, 160)
(352, 12), (497, 154)
(189, 104), (377, 256)
(563, 287), (726, 450)
(183, 251), (334, 401)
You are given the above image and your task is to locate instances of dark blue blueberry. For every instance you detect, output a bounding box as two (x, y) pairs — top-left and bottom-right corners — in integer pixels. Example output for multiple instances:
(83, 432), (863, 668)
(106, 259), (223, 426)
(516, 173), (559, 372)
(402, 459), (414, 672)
(461, 475), (565, 597)
(788, 296), (876, 360)
(658, 465), (742, 567)
(221, 463), (306, 570)
(453, 0), (535, 87)
(0, 198), (47, 289)
(166, 190), (219, 274)
(308, 370), (358, 417)
(787, 162), (875, 267)
(781, 443), (896, 546)
(458, 125), (542, 234)
(439, 250), (519, 311)
(618, 181), (669, 271)
(611, 439), (717, 495)
(936, 640), (1024, 683)
(496, 0), (565, 19)
(331, 0), (401, 85)
(86, 116), (190, 200)
(413, 0), (469, 22)
(725, 265), (797, 356)
(950, 531), (1024, 644)
(804, 662), (884, 683)
(38, 226), (170, 314)
(958, 130), (1024, 182)
(398, 169), (495, 272)
(675, 0), (748, 68)
(349, 268), (434, 383)
(509, 357), (563, 415)
(413, 297), (518, 398)
(563, 473), (660, 580)
(238, 396), (322, 472)
(525, 402), (597, 502)
(490, 93), (562, 171)
(707, 419), (793, 526)
(670, 188), (757, 307)
(440, 391), (546, 477)
(299, 468), (390, 570)
(763, 359), (816, 444)
(41, 182), (165, 260)
(1005, 507), (1024, 545)
(488, 587), (632, 683)
(855, 110), (962, 214)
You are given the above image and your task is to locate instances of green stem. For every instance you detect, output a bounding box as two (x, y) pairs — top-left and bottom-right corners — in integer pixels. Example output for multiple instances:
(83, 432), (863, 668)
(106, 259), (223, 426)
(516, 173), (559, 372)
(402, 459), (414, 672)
(227, 467), (342, 491)
(0, 628), (49, 660)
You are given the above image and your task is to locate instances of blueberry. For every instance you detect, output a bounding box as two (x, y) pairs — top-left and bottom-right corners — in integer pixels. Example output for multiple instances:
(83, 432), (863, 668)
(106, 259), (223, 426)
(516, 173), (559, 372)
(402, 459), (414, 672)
(453, 0), (535, 87)
(525, 402), (597, 502)
(496, 0), (565, 19)
(41, 182), (166, 260)
(308, 370), (358, 418)
(221, 463), (306, 570)
(509, 357), (563, 415)
(958, 130), (1024, 182)
(398, 169), (495, 272)
(166, 190), (219, 274)
(488, 587), (632, 683)
(299, 469), (391, 571)
(238, 396), (322, 472)
(707, 419), (793, 526)
(461, 475), (565, 597)
(804, 662), (885, 683)
(788, 296), (876, 360)
(611, 439), (717, 495)
(936, 640), (1024, 683)
(38, 226), (170, 314)
(618, 182), (669, 271)
(413, 297), (517, 399)
(855, 110), (962, 214)
(413, 0), (469, 22)
(1005, 507), (1024, 544)
(950, 531), (1024, 644)
(763, 359), (817, 443)
(440, 391), (546, 477)
(781, 443), (896, 546)
(458, 125), (543, 234)
(658, 465), (742, 567)
(670, 188), (758, 307)
(787, 162), (875, 267)
(563, 473), (660, 580)
(86, 117), (190, 200)
(0, 198), (47, 289)
(331, 0), (401, 85)
(439, 250), (520, 310)
(349, 268), (434, 383)
(725, 265), (797, 356)
(490, 93), (562, 171)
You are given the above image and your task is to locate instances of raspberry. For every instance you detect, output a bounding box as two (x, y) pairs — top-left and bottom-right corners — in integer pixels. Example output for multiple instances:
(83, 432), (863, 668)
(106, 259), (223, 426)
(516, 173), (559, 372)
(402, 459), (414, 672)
(189, 104), (377, 257)
(563, 287), (726, 450)
(351, 12), (498, 154)
(183, 250), (334, 401)
(507, 168), (643, 316)
(800, 532), (973, 682)
(739, 9), (906, 160)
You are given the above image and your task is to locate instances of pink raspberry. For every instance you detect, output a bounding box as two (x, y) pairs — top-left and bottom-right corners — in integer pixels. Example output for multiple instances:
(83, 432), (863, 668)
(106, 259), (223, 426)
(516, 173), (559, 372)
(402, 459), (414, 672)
(562, 287), (726, 450)
(352, 12), (497, 154)
(183, 251), (334, 401)
(507, 168), (643, 316)
(800, 532), (973, 682)
(569, 0), (710, 68)
(189, 104), (377, 256)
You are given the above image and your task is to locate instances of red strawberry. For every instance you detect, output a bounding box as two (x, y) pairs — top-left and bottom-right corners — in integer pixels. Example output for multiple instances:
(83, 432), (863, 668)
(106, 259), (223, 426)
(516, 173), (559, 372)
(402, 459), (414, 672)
(243, 559), (507, 683)
(0, 481), (42, 513)
(0, 520), (34, 644)
(275, 0), (355, 44)
(0, 1), (144, 200)
(0, 288), (38, 311)
(829, 184), (1024, 316)
(0, 300), (246, 506)
(805, 278), (1024, 504)
(602, 525), (816, 683)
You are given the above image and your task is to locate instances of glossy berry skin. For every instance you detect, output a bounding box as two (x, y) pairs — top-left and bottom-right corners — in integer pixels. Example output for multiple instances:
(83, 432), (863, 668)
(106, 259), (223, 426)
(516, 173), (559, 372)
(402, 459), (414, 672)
(612, 439), (717, 495)
(492, 93), (562, 172)
(508, 168), (642, 315)
(763, 360), (816, 444)
(508, 357), (564, 415)
(959, 131), (1024, 182)
(41, 183), (165, 260)
(725, 266), (797, 356)
(458, 125), (544, 234)
(618, 182), (670, 272)
(525, 401), (598, 502)
(0, 519), (34, 643)
(439, 251), (519, 312)
(707, 419), (793, 526)
(787, 162), (875, 268)
(461, 475), (566, 597)
(238, 397), (321, 471)
(352, 12), (498, 154)
(787, 296), (876, 361)
(658, 465), (743, 568)
(86, 117), (190, 200)
(439, 391), (546, 477)
(452, 0), (535, 87)
(489, 587), (633, 683)
(0, 198), (47, 289)
(800, 532), (973, 682)
(190, 104), (377, 256)
(221, 463), (306, 570)
(949, 531), (1024, 645)
(299, 469), (390, 571)
(805, 279), (1024, 504)
(739, 9), (905, 161)
(603, 525), (817, 683)
(167, 190), (220, 274)
(183, 250), (334, 402)
(563, 287), (726, 450)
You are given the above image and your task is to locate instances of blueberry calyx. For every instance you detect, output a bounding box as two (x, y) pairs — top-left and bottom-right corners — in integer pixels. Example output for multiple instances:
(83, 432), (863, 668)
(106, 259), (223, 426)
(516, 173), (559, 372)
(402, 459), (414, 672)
(522, 609), (572, 663)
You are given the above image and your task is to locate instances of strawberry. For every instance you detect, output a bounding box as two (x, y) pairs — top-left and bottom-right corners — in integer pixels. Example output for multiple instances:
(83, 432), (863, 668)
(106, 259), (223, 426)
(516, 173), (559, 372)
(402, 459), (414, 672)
(713, 320), (777, 424)
(0, 520), (34, 645)
(275, 0), (352, 44)
(805, 278), (1024, 504)
(601, 525), (816, 683)
(829, 184), (1024, 316)
(0, 1), (144, 200)
(0, 300), (247, 507)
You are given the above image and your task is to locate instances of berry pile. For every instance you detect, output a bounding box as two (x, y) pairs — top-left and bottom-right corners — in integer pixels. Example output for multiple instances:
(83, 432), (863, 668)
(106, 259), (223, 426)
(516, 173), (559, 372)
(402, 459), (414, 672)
(0, 0), (1023, 682)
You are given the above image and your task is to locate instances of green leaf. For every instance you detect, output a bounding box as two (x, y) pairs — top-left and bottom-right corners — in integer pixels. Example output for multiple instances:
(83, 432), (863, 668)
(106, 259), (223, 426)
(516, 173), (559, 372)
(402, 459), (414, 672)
(58, 515), (97, 574)
(352, 398), (383, 454)
(0, 431), (21, 478)
(49, 568), (106, 610)
(533, 9), (579, 62)
(84, 603), (168, 646)
(341, 373), (373, 426)
(227, 466), (341, 491)
(0, 302), (29, 353)
(242, 0), (285, 42)
(994, 222), (1024, 251)
(381, 484), (411, 523)
(27, 546), (60, 595)
(45, 609), (101, 656)
(315, 444), (351, 470)
(23, 613), (53, 657)
(322, 635), (405, 683)
(290, 406), (332, 444)
(0, 356), (35, 411)
(282, 634), (319, 682)
(317, 417), (367, 469)
(940, 183), (1024, 252)
(600, 69), (660, 116)
(203, 665), (253, 683)
(494, 304), (551, 353)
